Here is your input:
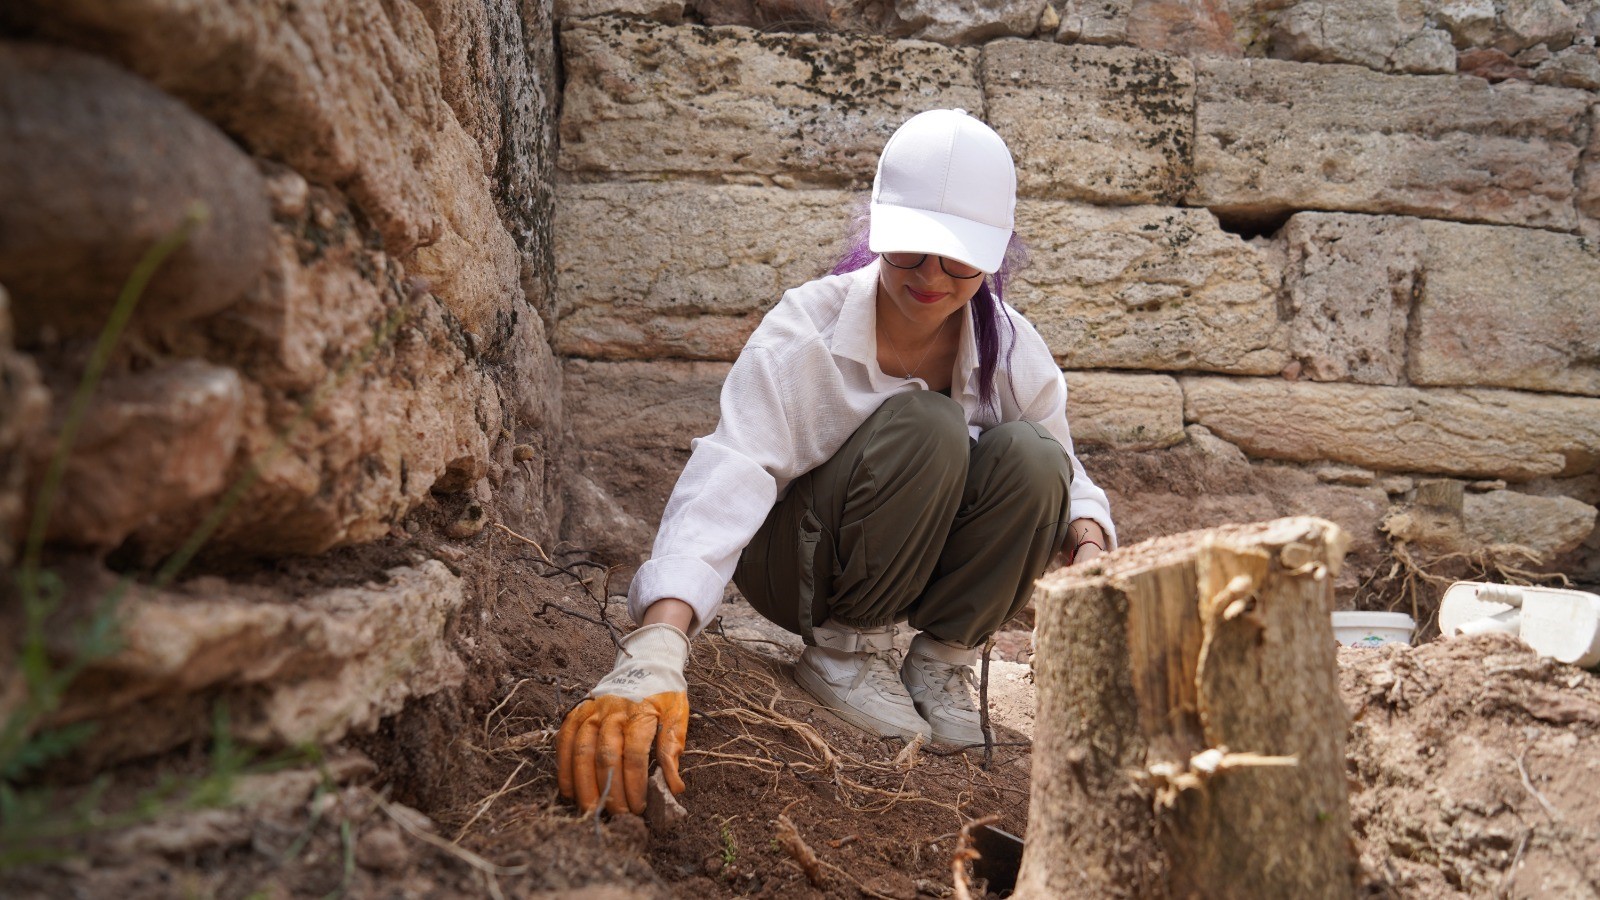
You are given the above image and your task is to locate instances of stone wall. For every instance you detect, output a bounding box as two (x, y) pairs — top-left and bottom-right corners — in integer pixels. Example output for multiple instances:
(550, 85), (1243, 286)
(0, 2), (562, 757)
(556, 1), (1600, 593)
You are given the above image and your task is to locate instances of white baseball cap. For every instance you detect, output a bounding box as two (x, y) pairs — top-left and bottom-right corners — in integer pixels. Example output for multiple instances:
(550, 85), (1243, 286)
(868, 108), (1016, 275)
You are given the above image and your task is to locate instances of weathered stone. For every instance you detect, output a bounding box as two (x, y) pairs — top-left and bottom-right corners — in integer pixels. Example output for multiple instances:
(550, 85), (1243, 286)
(563, 359), (729, 566)
(0, 42), (272, 343)
(554, 182), (853, 360)
(0, 287), (49, 568)
(173, 190), (506, 559)
(1190, 57), (1589, 230)
(1181, 377), (1600, 481)
(1313, 463), (1378, 486)
(8, 0), (524, 341)
(1064, 371), (1185, 450)
(1432, 0), (1497, 48)
(1009, 201), (1288, 374)
(23, 361), (246, 550)
(1463, 489), (1597, 558)
(1582, 103), (1600, 236)
(1124, 0), (1240, 57)
(1496, 0), (1582, 54)
(50, 562), (466, 760)
(1457, 46), (1534, 80)
(1537, 44), (1600, 89)
(1056, 0), (1131, 44)
(1269, 0), (1432, 72)
(1392, 27), (1458, 72)
(1408, 219), (1600, 396)
(982, 42), (1195, 204)
(1281, 213), (1424, 385)
(893, 0), (1048, 43)
(560, 0), (687, 21)
(689, 0), (850, 30)
(558, 17), (981, 185)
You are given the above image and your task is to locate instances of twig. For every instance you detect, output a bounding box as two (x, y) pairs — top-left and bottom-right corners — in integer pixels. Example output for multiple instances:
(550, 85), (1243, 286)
(979, 636), (995, 770)
(776, 813), (827, 888)
(529, 600), (623, 652)
(370, 790), (527, 883)
(1497, 829), (1531, 899)
(1515, 745), (1561, 822)
(453, 760), (529, 842)
(952, 813), (1001, 900)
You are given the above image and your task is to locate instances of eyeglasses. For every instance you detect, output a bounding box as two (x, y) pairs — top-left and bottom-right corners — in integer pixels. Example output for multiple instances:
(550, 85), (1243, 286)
(881, 253), (985, 280)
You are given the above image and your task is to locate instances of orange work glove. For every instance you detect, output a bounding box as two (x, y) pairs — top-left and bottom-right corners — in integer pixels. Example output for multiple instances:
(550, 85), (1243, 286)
(556, 622), (689, 815)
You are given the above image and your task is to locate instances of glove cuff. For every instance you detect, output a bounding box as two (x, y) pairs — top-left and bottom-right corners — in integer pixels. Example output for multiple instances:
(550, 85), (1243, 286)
(615, 622), (690, 671)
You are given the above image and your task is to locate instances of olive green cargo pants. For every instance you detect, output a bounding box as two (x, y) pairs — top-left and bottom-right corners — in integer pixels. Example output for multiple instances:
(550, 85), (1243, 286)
(733, 391), (1073, 650)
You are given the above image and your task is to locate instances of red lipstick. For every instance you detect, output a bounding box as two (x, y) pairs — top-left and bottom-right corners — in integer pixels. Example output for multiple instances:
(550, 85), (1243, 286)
(907, 287), (943, 304)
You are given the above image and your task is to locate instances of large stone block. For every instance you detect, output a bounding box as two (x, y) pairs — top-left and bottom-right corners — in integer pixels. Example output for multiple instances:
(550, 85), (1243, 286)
(0, 43), (272, 344)
(8, 0), (524, 341)
(1281, 213), (1424, 385)
(982, 41), (1195, 204)
(1463, 489), (1597, 560)
(1009, 201), (1288, 374)
(554, 182), (854, 360)
(50, 562), (467, 761)
(158, 187), (508, 560)
(562, 359), (729, 564)
(23, 360), (246, 551)
(892, 0), (1049, 44)
(1190, 57), (1590, 230)
(1065, 371), (1186, 450)
(1181, 377), (1600, 481)
(558, 0), (686, 21)
(1123, 0), (1243, 57)
(558, 16), (981, 185)
(1055, 0), (1131, 44)
(1408, 219), (1600, 396)
(1269, 0), (1454, 74)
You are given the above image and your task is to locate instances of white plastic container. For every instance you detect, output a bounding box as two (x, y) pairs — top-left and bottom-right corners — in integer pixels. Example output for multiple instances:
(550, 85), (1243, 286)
(1440, 581), (1600, 668)
(1331, 611), (1417, 647)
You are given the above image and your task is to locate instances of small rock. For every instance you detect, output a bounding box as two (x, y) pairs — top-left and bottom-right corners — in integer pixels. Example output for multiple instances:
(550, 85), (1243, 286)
(355, 825), (408, 873)
(645, 768), (688, 831)
(1468, 479), (1507, 492)
(1457, 47), (1534, 81)
(446, 504), (486, 539)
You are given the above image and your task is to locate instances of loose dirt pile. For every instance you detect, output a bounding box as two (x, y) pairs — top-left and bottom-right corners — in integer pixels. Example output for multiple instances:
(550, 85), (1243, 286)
(5, 511), (1600, 898)
(1340, 635), (1600, 899)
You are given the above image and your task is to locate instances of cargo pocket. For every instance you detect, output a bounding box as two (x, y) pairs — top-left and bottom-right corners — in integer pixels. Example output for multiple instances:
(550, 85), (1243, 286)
(796, 507), (829, 647)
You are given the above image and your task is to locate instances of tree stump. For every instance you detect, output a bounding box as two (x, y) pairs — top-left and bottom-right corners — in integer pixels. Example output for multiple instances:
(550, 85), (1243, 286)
(1015, 517), (1358, 899)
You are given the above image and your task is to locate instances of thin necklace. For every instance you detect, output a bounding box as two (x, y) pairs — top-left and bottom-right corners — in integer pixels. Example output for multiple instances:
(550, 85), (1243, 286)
(887, 316), (948, 379)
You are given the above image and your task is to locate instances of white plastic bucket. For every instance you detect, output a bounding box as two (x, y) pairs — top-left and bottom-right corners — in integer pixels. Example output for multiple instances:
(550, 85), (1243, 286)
(1331, 611), (1416, 647)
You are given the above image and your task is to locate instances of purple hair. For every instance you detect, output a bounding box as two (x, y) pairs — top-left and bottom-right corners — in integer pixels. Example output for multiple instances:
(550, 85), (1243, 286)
(830, 210), (1026, 415)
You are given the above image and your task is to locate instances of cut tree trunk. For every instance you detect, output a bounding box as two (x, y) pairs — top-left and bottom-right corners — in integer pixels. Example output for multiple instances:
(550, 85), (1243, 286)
(1014, 517), (1358, 899)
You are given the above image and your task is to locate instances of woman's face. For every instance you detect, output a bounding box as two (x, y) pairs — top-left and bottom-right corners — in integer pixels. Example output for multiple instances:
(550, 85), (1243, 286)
(876, 254), (987, 330)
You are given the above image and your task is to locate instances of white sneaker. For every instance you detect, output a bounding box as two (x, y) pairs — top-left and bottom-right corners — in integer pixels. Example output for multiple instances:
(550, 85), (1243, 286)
(901, 633), (984, 747)
(794, 622), (931, 742)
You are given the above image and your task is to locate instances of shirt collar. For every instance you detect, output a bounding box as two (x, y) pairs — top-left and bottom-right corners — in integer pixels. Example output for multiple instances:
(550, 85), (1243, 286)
(833, 259), (984, 392)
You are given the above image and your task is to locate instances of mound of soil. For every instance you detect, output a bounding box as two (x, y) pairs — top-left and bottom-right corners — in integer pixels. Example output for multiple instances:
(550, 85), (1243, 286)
(1340, 635), (1600, 898)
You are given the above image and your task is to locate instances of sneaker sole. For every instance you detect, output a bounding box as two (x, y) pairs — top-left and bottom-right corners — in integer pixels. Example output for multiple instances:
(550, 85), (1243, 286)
(794, 661), (931, 742)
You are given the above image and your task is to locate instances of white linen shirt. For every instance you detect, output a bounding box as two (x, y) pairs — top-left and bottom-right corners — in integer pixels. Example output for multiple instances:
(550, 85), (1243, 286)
(627, 260), (1117, 634)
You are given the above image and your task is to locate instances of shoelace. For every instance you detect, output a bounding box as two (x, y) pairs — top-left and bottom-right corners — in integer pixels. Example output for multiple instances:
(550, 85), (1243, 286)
(924, 661), (979, 712)
(849, 648), (907, 694)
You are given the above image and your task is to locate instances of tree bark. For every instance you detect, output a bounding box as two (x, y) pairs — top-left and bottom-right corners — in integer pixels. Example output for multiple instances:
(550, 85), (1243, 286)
(1014, 517), (1358, 899)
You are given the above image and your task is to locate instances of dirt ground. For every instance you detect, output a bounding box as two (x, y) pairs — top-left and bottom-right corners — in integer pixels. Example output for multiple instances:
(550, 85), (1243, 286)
(4, 498), (1600, 898)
